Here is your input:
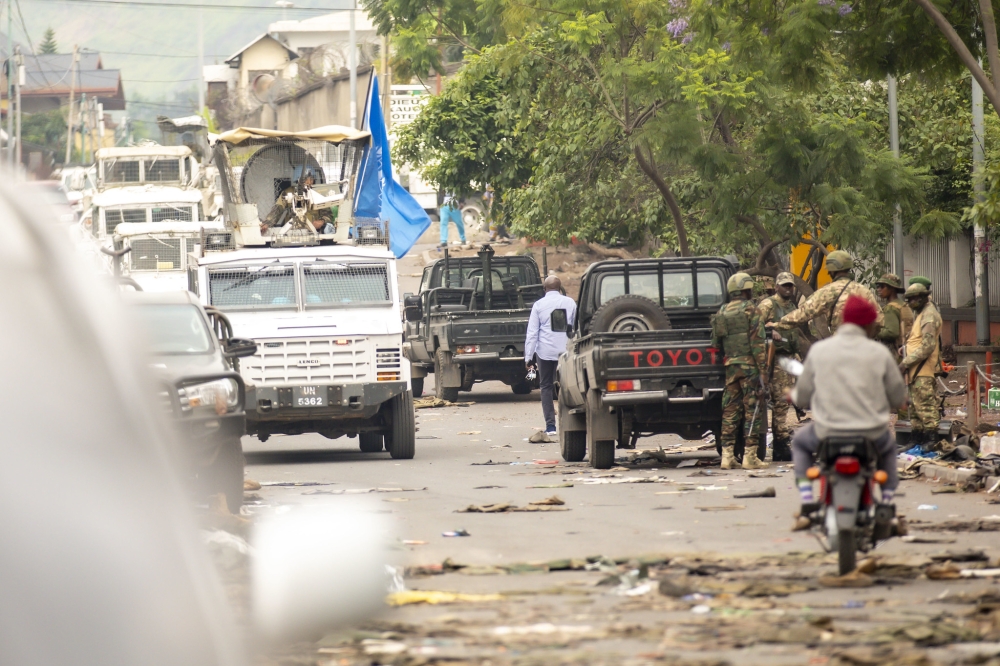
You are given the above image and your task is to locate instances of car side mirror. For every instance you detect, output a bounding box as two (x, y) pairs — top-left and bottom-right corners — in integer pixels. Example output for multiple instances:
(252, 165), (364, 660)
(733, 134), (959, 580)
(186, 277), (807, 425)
(224, 338), (258, 358)
(403, 293), (423, 322)
(550, 308), (568, 333)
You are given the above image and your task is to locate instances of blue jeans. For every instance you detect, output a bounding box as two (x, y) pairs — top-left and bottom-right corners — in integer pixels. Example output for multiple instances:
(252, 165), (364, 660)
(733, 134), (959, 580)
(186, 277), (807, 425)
(439, 203), (465, 244)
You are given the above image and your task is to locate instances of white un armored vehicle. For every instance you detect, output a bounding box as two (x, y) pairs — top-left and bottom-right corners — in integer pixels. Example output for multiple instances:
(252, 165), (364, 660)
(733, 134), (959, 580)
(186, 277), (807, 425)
(187, 126), (414, 458)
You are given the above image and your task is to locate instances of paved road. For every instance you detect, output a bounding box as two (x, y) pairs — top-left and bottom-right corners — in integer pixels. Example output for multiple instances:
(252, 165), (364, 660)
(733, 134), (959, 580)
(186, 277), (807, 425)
(239, 241), (1000, 664)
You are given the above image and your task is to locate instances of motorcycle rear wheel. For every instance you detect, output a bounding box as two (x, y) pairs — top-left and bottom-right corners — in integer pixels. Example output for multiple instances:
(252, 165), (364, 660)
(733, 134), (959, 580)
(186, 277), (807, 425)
(837, 529), (857, 575)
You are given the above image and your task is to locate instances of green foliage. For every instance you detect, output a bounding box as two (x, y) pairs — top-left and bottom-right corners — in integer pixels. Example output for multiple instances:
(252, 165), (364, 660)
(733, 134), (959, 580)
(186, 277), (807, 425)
(390, 0), (978, 256)
(39, 28), (57, 55)
(21, 109), (66, 156)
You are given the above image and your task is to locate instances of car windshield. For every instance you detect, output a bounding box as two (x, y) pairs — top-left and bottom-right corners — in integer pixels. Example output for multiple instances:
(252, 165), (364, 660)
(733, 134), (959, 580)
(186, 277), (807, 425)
(208, 265), (297, 309)
(598, 269), (726, 308)
(134, 304), (213, 354)
(303, 263), (390, 307)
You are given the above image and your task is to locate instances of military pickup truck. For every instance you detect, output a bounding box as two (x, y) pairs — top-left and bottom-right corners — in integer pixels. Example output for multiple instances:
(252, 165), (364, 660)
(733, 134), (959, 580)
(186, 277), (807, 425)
(556, 257), (736, 468)
(402, 245), (544, 400)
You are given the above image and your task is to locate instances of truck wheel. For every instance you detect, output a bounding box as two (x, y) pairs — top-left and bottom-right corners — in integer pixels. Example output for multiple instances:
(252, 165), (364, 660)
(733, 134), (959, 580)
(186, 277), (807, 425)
(511, 381), (533, 395)
(359, 432), (384, 453)
(411, 377), (424, 398)
(561, 430), (586, 462)
(386, 390), (416, 459)
(589, 295), (672, 333)
(590, 439), (615, 469)
(204, 436), (244, 514)
(435, 349), (460, 402)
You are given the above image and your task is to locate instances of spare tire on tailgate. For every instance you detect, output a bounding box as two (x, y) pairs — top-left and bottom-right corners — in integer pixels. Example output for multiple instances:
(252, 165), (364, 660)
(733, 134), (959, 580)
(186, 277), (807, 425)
(590, 295), (672, 333)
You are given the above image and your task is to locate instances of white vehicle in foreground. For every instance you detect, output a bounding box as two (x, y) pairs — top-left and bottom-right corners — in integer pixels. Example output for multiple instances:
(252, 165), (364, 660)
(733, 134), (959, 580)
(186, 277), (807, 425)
(113, 221), (227, 292)
(189, 244), (415, 457)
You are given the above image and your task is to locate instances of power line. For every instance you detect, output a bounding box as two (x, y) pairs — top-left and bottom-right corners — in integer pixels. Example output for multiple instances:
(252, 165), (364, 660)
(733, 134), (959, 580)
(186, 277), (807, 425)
(125, 99), (196, 108)
(93, 50), (230, 58)
(123, 77), (201, 82)
(33, 0), (350, 10)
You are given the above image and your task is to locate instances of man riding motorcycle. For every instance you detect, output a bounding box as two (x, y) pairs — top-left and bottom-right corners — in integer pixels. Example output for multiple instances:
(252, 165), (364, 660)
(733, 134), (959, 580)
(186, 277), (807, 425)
(789, 295), (907, 524)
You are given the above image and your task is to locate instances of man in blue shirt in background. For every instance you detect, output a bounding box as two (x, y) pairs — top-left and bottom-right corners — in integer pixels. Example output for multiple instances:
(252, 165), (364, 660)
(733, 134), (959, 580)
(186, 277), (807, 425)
(525, 276), (577, 436)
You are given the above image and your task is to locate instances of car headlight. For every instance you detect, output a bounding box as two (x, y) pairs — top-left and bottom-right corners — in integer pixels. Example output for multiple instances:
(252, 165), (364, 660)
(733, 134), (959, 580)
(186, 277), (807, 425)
(179, 378), (240, 415)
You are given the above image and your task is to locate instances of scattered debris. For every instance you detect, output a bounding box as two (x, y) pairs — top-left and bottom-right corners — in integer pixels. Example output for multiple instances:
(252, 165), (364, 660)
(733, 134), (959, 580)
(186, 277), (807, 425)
(819, 570), (874, 588)
(386, 590), (502, 606)
(473, 485), (506, 489)
(457, 430), (482, 435)
(457, 496), (568, 512)
(303, 487), (427, 495)
(697, 505), (746, 511)
(917, 504), (939, 510)
(414, 397), (474, 409)
(733, 487), (776, 498)
(529, 483), (574, 488)
(243, 479), (261, 491)
(528, 430), (554, 443)
(442, 529), (470, 537)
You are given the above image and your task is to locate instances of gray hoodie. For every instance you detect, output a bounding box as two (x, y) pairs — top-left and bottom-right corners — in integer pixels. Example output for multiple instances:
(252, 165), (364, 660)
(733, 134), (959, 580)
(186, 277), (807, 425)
(791, 323), (907, 440)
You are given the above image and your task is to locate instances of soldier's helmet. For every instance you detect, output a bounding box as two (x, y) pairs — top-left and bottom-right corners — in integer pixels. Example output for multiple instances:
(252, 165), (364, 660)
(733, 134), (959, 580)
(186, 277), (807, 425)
(727, 272), (755, 293)
(903, 283), (930, 299)
(776, 272), (796, 286)
(876, 273), (903, 290)
(909, 276), (932, 290)
(824, 250), (854, 272)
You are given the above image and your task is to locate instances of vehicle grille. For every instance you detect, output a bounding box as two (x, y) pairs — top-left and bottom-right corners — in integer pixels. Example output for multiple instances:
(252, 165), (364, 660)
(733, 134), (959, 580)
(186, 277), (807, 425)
(376, 348), (401, 369)
(242, 337), (370, 385)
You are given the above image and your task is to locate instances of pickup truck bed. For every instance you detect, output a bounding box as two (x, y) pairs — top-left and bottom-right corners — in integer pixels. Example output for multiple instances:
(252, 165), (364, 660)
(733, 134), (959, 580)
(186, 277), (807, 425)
(556, 256), (736, 468)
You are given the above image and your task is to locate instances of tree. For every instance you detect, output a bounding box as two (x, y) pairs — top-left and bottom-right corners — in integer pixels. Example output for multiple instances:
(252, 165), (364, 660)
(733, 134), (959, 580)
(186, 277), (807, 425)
(22, 109), (66, 156)
(39, 28), (58, 55)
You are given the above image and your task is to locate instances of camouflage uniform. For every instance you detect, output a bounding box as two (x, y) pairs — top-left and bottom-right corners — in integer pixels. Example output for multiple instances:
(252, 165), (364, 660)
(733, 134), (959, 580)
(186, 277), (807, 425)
(758, 293), (800, 447)
(712, 299), (768, 459)
(772, 276), (883, 338)
(875, 273), (913, 363)
(902, 294), (942, 439)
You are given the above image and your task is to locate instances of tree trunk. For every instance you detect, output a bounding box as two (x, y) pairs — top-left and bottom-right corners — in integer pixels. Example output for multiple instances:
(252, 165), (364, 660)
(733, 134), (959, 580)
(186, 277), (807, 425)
(737, 214), (784, 269)
(633, 145), (690, 256)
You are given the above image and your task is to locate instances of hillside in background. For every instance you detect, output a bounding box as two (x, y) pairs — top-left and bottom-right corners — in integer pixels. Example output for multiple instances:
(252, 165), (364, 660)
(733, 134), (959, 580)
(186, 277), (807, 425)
(17, 0), (350, 134)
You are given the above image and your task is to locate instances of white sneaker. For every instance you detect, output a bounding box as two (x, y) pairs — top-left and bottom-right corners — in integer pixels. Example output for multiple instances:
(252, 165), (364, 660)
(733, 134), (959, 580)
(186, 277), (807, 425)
(545, 430), (558, 439)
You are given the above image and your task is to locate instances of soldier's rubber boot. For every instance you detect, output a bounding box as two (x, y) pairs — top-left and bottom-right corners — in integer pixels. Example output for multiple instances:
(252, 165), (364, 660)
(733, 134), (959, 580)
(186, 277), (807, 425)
(742, 446), (769, 470)
(920, 430), (940, 454)
(720, 446), (737, 470)
(772, 438), (792, 462)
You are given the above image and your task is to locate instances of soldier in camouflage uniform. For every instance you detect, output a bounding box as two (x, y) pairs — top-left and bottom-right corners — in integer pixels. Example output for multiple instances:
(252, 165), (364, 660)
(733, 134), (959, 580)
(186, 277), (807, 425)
(875, 273), (913, 363)
(758, 272), (800, 461)
(771, 250), (883, 339)
(711, 272), (769, 470)
(901, 282), (943, 452)
(757, 276), (776, 303)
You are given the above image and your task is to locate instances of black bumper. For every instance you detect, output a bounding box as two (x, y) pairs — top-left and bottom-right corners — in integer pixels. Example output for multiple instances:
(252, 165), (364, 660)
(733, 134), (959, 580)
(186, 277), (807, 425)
(245, 380), (407, 423)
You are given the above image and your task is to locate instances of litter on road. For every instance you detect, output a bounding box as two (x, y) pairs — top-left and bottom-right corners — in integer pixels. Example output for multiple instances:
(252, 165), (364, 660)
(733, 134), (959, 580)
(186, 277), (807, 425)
(387, 591), (503, 606)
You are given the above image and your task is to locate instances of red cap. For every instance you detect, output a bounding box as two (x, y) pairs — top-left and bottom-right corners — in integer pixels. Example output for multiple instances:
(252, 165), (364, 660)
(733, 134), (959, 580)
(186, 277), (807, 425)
(841, 295), (878, 328)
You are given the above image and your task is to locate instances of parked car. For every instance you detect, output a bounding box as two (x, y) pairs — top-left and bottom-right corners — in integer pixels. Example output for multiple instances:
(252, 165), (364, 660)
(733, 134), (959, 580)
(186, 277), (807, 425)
(125, 290), (257, 511)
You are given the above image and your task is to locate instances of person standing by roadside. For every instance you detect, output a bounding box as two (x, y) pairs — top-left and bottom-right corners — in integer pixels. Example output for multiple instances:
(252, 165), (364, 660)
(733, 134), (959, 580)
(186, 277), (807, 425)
(901, 282), (943, 453)
(875, 274), (913, 363)
(438, 191), (466, 247)
(712, 272), (769, 470)
(757, 272), (801, 461)
(524, 276), (577, 437)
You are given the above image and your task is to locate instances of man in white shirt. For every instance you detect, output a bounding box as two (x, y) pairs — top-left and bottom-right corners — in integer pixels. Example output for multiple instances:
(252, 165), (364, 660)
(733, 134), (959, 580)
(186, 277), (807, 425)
(524, 276), (577, 436)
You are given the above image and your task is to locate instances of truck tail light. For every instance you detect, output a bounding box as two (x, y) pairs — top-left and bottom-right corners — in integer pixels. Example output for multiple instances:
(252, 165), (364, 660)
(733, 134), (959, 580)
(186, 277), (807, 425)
(607, 380), (640, 392)
(834, 457), (861, 475)
(377, 371), (400, 381)
(455, 345), (480, 354)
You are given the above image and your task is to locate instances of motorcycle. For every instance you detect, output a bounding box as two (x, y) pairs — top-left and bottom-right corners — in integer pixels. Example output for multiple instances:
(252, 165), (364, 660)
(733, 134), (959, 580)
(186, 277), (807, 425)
(778, 358), (898, 575)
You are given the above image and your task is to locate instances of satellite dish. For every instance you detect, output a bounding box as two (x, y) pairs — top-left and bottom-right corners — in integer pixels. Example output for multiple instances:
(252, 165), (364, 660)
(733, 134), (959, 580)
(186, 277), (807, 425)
(251, 73), (276, 104)
(239, 143), (326, 220)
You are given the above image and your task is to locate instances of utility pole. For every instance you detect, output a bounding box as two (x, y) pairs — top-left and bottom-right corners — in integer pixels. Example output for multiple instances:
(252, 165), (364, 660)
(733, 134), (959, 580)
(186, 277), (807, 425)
(197, 8), (205, 113)
(6, 0), (12, 168)
(14, 46), (21, 170)
(973, 75), (991, 344)
(65, 45), (78, 165)
(888, 75), (904, 280)
(349, 4), (357, 128)
(81, 92), (88, 164)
